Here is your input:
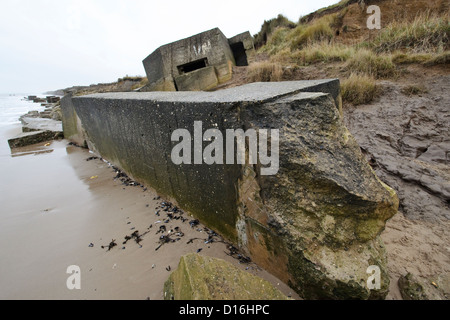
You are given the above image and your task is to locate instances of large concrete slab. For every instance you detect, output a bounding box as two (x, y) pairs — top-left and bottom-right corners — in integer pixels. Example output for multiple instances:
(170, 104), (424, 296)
(67, 80), (398, 299)
(84, 79), (341, 105)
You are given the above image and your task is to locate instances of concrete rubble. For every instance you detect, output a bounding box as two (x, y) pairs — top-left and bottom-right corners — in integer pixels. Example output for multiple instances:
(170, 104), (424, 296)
(7, 95), (63, 149)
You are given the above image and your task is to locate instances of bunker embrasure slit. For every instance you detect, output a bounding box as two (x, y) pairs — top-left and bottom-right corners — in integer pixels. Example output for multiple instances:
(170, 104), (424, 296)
(177, 58), (208, 74)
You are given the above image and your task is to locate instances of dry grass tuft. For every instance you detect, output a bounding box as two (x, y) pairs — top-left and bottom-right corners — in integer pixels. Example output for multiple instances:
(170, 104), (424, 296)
(289, 14), (338, 50)
(423, 51), (450, 66)
(401, 84), (429, 96)
(346, 49), (396, 79)
(341, 73), (379, 105)
(367, 12), (449, 54)
(247, 61), (284, 82)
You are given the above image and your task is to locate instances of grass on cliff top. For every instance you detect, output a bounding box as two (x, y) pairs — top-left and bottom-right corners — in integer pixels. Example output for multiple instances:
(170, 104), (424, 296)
(250, 7), (449, 105)
(253, 14), (296, 48)
(363, 12), (450, 54)
(261, 12), (344, 55)
(258, 9), (449, 68)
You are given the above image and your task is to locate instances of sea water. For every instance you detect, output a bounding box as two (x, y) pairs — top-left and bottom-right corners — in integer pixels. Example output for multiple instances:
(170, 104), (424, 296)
(0, 93), (46, 127)
(0, 93), (47, 155)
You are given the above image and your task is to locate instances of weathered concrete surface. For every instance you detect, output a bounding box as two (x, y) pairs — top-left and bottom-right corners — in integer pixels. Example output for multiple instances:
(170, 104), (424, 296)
(68, 79), (398, 299)
(228, 31), (255, 65)
(164, 254), (289, 300)
(8, 117), (63, 148)
(60, 93), (88, 147)
(174, 66), (219, 91)
(20, 117), (62, 133)
(143, 28), (234, 92)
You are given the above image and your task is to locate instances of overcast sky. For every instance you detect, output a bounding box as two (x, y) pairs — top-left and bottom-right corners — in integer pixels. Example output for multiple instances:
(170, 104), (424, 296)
(0, 0), (337, 94)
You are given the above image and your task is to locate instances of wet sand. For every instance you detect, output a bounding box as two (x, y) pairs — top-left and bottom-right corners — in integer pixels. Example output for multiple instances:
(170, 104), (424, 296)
(0, 129), (298, 300)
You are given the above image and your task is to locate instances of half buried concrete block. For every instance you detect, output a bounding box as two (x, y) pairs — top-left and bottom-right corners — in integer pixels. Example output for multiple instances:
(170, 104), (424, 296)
(164, 254), (289, 300)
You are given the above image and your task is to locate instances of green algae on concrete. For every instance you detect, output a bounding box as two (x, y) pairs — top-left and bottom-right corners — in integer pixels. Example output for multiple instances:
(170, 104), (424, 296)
(164, 254), (289, 300)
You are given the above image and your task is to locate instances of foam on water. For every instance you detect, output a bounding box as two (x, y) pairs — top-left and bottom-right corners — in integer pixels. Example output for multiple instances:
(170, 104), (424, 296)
(0, 94), (47, 127)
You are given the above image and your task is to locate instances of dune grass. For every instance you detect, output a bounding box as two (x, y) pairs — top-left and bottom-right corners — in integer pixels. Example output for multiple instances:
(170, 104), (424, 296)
(366, 12), (449, 54)
(251, 5), (448, 104)
(341, 73), (379, 105)
(423, 51), (450, 66)
(288, 15), (335, 50)
(253, 14), (296, 48)
(345, 49), (396, 79)
(257, 7), (448, 72)
(247, 61), (284, 82)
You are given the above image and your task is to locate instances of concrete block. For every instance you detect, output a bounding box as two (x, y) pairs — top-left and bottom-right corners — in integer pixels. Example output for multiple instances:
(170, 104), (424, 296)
(68, 79), (398, 299)
(8, 130), (60, 148)
(20, 117), (62, 133)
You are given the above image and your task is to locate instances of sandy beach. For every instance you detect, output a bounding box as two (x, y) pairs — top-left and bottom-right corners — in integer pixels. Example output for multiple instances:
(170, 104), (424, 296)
(0, 125), (298, 300)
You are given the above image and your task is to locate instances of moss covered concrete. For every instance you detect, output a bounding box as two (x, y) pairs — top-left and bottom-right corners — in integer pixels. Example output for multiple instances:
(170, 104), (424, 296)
(164, 254), (289, 300)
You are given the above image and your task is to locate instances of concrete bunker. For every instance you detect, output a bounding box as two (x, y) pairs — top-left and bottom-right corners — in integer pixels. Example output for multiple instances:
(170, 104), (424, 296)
(141, 28), (255, 92)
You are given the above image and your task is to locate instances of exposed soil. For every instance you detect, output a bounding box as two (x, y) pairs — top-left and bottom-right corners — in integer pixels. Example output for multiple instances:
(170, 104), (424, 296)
(343, 72), (450, 299)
